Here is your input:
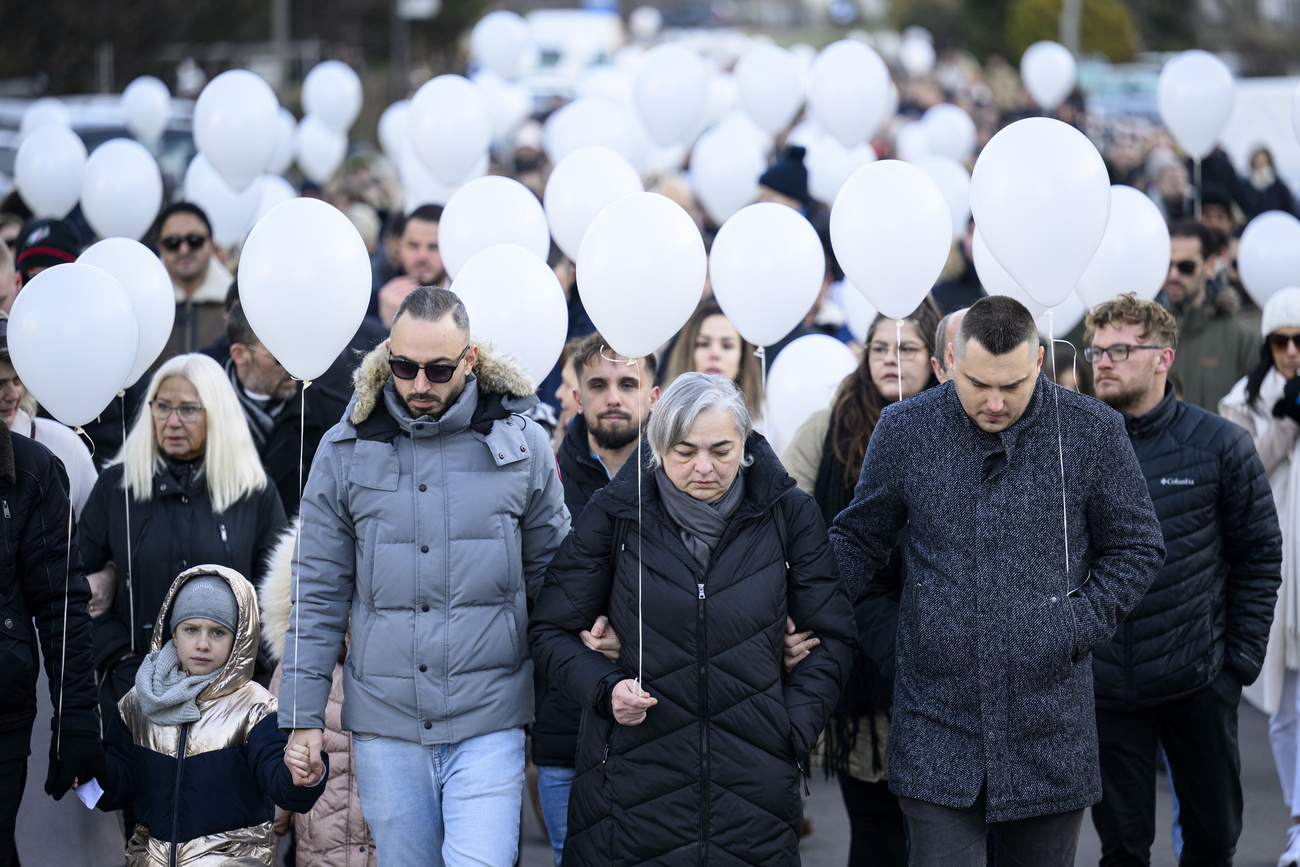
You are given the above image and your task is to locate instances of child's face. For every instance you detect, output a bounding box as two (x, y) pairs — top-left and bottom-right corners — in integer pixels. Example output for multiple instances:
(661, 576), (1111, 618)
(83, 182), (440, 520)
(173, 618), (234, 677)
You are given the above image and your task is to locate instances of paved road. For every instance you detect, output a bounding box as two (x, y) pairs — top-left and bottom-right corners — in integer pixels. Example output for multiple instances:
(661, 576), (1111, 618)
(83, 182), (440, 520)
(520, 702), (1292, 866)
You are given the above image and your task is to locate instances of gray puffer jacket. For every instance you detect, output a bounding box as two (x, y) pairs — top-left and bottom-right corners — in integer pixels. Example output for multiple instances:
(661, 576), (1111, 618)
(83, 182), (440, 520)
(278, 343), (570, 745)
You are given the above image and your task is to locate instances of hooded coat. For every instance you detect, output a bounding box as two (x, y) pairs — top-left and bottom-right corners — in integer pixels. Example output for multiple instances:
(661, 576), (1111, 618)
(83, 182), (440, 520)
(277, 343), (570, 746)
(97, 565), (327, 867)
(530, 434), (856, 866)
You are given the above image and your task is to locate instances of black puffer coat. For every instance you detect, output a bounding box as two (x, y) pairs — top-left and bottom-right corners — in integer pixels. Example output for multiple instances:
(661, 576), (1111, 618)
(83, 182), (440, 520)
(1093, 384), (1281, 708)
(530, 434), (856, 866)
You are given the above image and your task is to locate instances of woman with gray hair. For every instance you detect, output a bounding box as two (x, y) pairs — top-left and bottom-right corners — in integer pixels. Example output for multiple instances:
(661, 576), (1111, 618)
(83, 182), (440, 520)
(530, 372), (856, 865)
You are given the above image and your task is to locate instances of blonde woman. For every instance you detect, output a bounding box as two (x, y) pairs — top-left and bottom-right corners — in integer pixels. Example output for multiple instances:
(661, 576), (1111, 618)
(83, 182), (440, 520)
(79, 353), (287, 720)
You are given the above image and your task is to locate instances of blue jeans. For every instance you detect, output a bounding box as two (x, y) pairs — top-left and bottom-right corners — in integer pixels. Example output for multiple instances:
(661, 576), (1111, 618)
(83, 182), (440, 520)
(536, 765), (575, 866)
(353, 727), (525, 867)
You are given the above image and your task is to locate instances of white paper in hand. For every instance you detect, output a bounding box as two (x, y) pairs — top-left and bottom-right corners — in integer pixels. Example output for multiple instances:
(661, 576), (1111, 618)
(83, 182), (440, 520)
(75, 777), (104, 809)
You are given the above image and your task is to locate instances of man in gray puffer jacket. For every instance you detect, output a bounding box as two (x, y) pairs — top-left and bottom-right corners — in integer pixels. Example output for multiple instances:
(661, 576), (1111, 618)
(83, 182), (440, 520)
(831, 296), (1166, 866)
(279, 286), (569, 867)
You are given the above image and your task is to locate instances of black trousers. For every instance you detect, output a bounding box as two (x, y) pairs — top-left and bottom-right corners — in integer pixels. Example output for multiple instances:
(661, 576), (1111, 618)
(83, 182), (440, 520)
(1092, 668), (1243, 867)
(840, 776), (908, 866)
(0, 756), (28, 867)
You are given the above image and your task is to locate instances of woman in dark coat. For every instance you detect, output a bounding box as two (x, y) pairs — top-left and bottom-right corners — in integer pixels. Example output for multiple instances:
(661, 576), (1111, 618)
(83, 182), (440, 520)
(79, 353), (287, 723)
(530, 372), (856, 866)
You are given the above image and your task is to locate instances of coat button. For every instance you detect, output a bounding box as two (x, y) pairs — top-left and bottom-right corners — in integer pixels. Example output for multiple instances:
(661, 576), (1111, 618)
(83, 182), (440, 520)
(520, 445), (526, 452)
(1050, 596), (1058, 603)
(415, 424), (424, 430)
(159, 483), (167, 491)
(181, 496), (188, 504)
(419, 484), (427, 492)
(421, 604), (429, 612)
(421, 545), (429, 553)
(419, 664), (427, 672)
(424, 721), (432, 730)
(3, 618), (11, 629)
(498, 452), (505, 459)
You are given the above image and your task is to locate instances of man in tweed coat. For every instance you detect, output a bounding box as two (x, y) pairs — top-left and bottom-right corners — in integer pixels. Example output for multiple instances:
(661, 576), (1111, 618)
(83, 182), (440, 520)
(831, 295), (1166, 865)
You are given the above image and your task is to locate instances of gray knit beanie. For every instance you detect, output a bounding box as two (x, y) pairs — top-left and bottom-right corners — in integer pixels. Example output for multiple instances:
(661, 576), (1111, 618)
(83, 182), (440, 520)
(170, 575), (239, 634)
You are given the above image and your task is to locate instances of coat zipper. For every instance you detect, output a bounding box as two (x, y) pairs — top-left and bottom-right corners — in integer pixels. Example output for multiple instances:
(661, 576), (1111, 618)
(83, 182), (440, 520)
(171, 723), (189, 867)
(697, 578), (709, 866)
(218, 523), (232, 561)
(2, 499), (8, 519)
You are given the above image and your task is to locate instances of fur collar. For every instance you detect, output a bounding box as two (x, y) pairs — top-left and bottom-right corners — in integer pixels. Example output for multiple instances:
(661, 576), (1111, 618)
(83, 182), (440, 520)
(348, 339), (535, 426)
(258, 519), (346, 693)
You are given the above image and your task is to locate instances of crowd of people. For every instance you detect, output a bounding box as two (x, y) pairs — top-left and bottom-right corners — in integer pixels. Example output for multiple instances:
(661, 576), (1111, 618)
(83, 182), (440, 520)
(2, 38), (1300, 867)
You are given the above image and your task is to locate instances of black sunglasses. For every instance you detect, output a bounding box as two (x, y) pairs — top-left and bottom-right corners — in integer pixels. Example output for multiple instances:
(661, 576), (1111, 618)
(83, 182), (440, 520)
(388, 346), (470, 383)
(160, 233), (209, 252)
(1170, 259), (1198, 276)
(1269, 334), (1300, 351)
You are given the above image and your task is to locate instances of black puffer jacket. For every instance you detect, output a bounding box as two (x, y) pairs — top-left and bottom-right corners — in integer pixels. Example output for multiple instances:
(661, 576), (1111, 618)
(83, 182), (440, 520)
(530, 434), (856, 866)
(1093, 384), (1282, 708)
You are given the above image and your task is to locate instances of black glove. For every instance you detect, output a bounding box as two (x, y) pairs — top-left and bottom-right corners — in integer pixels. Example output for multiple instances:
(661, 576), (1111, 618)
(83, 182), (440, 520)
(45, 729), (107, 800)
(1272, 376), (1300, 423)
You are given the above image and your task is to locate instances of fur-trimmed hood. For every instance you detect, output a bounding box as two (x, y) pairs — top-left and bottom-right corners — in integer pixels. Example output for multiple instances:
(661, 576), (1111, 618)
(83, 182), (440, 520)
(259, 520), (299, 667)
(348, 339), (536, 427)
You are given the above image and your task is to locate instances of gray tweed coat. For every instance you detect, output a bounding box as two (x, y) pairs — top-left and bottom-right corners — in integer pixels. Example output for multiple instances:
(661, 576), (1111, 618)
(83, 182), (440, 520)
(830, 376), (1165, 822)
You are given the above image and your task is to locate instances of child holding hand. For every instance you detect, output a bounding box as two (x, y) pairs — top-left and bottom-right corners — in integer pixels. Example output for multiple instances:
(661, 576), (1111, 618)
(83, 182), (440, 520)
(96, 565), (327, 866)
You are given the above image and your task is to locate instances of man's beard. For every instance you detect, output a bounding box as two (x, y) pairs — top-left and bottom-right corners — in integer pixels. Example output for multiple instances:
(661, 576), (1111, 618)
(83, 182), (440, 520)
(1096, 378), (1148, 415)
(588, 411), (641, 450)
(404, 375), (466, 420)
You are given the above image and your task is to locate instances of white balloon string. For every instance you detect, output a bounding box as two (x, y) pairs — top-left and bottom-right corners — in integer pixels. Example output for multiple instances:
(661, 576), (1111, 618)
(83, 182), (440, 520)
(635, 360), (643, 695)
(1046, 308), (1071, 577)
(119, 392), (135, 653)
(58, 429), (83, 757)
(292, 379), (311, 731)
(895, 319), (904, 403)
(753, 345), (767, 405)
(1193, 156), (1202, 222)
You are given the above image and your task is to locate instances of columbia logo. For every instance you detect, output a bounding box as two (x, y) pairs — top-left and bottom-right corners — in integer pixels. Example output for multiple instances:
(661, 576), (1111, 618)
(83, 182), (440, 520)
(1160, 478), (1195, 486)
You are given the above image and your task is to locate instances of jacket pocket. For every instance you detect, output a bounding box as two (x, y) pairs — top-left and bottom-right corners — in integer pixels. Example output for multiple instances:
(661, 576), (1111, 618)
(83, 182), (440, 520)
(0, 611), (37, 725)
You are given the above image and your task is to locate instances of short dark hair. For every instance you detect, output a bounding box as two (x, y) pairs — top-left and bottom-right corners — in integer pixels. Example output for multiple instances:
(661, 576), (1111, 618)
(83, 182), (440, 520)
(383, 210), (406, 239)
(571, 331), (658, 381)
(156, 201), (213, 238)
(956, 295), (1038, 357)
(405, 204), (443, 230)
(391, 285), (469, 333)
(1169, 219), (1213, 260)
(226, 300), (257, 347)
(224, 279), (240, 313)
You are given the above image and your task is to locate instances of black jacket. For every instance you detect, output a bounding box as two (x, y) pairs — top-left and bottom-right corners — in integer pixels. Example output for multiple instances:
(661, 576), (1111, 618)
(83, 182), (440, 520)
(558, 415), (612, 526)
(0, 421), (99, 759)
(1093, 385), (1282, 709)
(79, 462), (287, 674)
(530, 435), (856, 866)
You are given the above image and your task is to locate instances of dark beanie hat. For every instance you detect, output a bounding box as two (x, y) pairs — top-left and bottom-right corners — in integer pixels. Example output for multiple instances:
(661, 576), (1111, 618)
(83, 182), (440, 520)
(14, 219), (80, 279)
(759, 146), (810, 205)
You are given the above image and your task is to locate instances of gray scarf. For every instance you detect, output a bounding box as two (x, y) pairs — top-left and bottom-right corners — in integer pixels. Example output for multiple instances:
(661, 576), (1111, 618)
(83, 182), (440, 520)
(655, 467), (746, 568)
(135, 640), (221, 726)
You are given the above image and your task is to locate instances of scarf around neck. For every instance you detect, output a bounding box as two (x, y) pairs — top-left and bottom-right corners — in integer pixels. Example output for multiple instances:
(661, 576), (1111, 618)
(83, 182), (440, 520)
(135, 640), (221, 726)
(655, 466), (746, 568)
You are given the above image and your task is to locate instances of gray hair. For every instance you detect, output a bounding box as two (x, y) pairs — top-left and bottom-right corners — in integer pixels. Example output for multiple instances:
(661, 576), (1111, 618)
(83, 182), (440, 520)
(391, 285), (470, 334)
(932, 308), (965, 371)
(647, 372), (753, 469)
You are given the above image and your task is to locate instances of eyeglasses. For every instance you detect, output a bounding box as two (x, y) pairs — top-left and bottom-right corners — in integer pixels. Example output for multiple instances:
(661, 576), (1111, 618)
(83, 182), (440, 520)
(1269, 333), (1300, 351)
(867, 343), (925, 360)
(160, 233), (209, 252)
(150, 400), (206, 423)
(388, 345), (470, 383)
(1170, 259), (1199, 276)
(1083, 344), (1165, 364)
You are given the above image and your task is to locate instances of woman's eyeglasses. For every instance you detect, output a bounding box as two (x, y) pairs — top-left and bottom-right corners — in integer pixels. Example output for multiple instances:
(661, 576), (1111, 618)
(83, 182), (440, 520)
(388, 346), (470, 383)
(1269, 333), (1300, 351)
(160, 233), (209, 252)
(150, 400), (206, 423)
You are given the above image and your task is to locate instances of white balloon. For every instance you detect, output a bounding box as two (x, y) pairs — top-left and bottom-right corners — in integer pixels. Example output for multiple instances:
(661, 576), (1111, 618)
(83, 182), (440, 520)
(894, 120), (930, 162)
(19, 99), (70, 140)
(399, 146), (487, 212)
(973, 229), (1087, 338)
(577, 192), (707, 358)
(81, 139), (163, 241)
(439, 176), (550, 280)
(544, 98), (639, 165)
(735, 45), (804, 134)
(830, 160), (952, 319)
(194, 69), (281, 191)
(633, 43), (709, 147)
(9, 263), (139, 427)
(700, 72), (738, 134)
(710, 203), (825, 346)
(575, 66), (634, 105)
(14, 125), (86, 219)
(378, 100), (410, 164)
(806, 133), (877, 207)
(122, 76), (171, 145)
(239, 198), (371, 380)
(766, 334), (859, 454)
(251, 174), (297, 227)
(294, 115), (347, 184)
(839, 280), (879, 343)
(302, 60), (363, 133)
(1020, 41), (1076, 112)
(628, 6), (663, 41)
(691, 124), (766, 224)
(1157, 50), (1234, 160)
(76, 239), (175, 387)
(265, 108), (297, 176)
(970, 117), (1110, 307)
(452, 245), (568, 383)
(1293, 82), (1300, 159)
(921, 103), (976, 161)
(1238, 210), (1300, 307)
(409, 75), (492, 184)
(1075, 185), (1171, 308)
(472, 69), (533, 141)
(544, 146), (644, 261)
(898, 37), (936, 78)
(471, 11), (533, 80)
(807, 40), (890, 148)
(912, 155), (971, 239)
(183, 154), (260, 247)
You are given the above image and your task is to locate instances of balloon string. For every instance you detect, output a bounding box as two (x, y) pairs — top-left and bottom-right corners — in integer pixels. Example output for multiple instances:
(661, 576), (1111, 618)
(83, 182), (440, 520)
(635, 361), (643, 696)
(1193, 157), (1202, 223)
(1045, 308), (1071, 579)
(119, 392), (135, 654)
(292, 379), (311, 732)
(895, 319), (904, 404)
(58, 428), (85, 758)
